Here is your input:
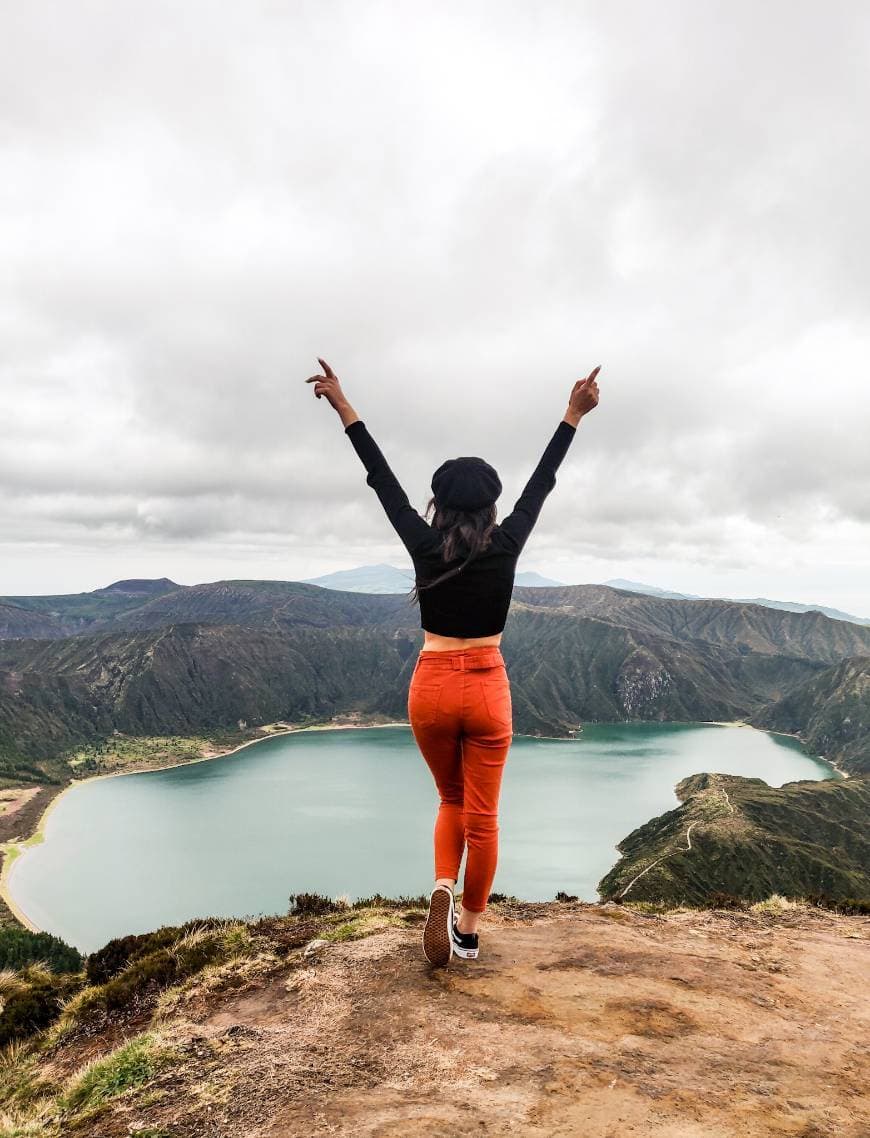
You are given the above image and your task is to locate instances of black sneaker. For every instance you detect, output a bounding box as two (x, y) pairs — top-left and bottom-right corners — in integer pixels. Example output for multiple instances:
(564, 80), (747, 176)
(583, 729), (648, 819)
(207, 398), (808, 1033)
(451, 916), (479, 960)
(422, 885), (454, 966)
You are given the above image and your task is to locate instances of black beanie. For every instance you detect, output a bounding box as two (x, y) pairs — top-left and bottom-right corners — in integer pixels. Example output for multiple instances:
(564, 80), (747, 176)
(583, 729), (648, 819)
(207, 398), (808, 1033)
(431, 456), (502, 511)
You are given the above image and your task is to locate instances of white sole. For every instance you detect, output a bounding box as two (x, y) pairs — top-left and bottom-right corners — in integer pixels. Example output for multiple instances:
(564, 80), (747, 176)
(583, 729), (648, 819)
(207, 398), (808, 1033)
(451, 921), (480, 959)
(422, 887), (454, 966)
(451, 942), (479, 960)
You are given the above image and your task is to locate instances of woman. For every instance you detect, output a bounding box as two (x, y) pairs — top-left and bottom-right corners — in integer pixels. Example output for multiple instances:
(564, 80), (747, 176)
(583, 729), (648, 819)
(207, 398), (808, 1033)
(306, 358), (600, 966)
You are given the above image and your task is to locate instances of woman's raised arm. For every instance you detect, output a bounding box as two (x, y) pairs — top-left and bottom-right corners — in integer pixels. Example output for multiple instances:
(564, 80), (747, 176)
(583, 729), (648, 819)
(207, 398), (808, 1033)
(499, 366), (601, 553)
(306, 358), (434, 556)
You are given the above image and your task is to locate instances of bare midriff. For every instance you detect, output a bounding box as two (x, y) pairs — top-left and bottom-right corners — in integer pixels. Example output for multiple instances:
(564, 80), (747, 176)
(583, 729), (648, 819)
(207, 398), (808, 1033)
(421, 630), (503, 652)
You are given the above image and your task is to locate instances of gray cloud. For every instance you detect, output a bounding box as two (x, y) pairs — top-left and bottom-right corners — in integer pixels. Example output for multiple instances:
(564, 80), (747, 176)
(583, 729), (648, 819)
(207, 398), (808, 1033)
(1, 1), (868, 610)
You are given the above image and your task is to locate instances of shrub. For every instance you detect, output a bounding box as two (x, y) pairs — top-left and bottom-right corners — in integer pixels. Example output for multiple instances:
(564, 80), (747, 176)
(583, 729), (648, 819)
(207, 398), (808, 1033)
(85, 917), (229, 985)
(99, 943), (215, 1015)
(706, 891), (749, 911)
(0, 974), (83, 1046)
(555, 891), (579, 903)
(288, 893), (347, 916)
(70, 923), (243, 1027)
(0, 928), (82, 975)
(806, 893), (870, 915)
(85, 929), (179, 986)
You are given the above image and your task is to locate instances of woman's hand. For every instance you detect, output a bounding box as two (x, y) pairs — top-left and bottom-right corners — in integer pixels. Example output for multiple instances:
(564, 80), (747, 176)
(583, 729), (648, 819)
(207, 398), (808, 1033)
(306, 358), (360, 428)
(306, 358), (348, 409)
(565, 365), (601, 426)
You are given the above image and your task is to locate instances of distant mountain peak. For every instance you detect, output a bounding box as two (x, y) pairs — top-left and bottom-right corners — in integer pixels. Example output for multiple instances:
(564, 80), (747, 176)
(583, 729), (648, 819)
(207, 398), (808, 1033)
(602, 579), (868, 626)
(95, 578), (180, 596)
(302, 563), (565, 594)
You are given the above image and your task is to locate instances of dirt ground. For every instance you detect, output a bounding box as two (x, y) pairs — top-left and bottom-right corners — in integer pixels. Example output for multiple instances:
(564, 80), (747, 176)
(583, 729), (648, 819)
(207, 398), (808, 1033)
(88, 901), (870, 1138)
(0, 783), (55, 843)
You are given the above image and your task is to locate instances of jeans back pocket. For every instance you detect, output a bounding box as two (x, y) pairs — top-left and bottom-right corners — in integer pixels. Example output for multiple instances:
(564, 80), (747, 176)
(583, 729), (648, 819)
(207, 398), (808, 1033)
(408, 674), (445, 729)
(480, 669), (512, 730)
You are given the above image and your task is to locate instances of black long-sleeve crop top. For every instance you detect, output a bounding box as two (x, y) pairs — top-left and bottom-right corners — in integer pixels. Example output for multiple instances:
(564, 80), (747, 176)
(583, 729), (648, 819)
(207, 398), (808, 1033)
(344, 417), (578, 637)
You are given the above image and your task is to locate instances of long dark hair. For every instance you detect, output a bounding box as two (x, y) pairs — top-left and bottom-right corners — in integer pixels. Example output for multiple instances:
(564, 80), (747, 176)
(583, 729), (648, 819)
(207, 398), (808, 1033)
(405, 495), (497, 606)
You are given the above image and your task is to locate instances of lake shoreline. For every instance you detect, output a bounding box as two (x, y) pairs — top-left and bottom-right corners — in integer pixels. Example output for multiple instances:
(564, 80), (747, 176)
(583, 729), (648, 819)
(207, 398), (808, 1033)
(0, 717), (413, 936)
(702, 719), (849, 779)
(0, 717), (840, 940)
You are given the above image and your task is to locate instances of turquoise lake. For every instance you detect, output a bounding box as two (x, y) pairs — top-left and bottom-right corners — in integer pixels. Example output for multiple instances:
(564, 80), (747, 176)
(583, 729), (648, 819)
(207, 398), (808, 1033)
(8, 722), (835, 952)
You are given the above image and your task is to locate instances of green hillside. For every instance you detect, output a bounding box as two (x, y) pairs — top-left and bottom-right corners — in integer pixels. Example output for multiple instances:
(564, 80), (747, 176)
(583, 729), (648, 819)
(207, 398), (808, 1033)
(0, 614), (841, 785)
(598, 772), (870, 904)
(0, 579), (179, 638)
(749, 656), (870, 774)
(2, 578), (869, 784)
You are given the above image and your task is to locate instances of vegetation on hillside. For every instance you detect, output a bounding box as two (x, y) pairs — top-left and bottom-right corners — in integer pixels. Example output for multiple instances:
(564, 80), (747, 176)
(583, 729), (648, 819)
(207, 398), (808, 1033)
(0, 895), (865, 1136)
(0, 929), (81, 975)
(3, 580), (869, 784)
(598, 772), (870, 904)
(0, 897), (428, 1135)
(749, 655), (870, 774)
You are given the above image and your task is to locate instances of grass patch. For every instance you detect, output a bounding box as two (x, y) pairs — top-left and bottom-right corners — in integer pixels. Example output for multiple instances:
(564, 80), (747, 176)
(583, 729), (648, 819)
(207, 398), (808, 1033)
(622, 900), (679, 915)
(60, 1031), (176, 1118)
(322, 922), (361, 943)
(319, 910), (423, 944)
(0, 1119), (57, 1138)
(66, 735), (210, 775)
(0, 1041), (59, 1121)
(750, 894), (803, 915)
(59, 920), (254, 1033)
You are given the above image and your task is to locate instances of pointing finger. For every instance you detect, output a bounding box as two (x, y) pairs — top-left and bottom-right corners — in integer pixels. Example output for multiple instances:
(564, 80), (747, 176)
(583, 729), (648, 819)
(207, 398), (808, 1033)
(318, 357), (336, 379)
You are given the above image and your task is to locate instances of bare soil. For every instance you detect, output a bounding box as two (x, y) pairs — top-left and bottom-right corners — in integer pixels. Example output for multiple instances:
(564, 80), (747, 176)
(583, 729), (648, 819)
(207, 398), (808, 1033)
(83, 901), (869, 1137)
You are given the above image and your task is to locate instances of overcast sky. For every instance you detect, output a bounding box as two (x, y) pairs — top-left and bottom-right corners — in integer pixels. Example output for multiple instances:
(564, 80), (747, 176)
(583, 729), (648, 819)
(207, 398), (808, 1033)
(2, 1), (868, 613)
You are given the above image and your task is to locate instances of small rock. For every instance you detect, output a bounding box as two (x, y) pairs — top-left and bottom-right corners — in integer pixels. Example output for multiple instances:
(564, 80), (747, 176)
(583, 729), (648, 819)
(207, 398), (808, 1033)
(303, 938), (331, 957)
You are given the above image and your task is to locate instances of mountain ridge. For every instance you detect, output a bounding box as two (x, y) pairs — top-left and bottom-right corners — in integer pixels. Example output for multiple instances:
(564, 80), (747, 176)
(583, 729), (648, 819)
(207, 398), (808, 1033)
(4, 577), (870, 642)
(598, 771), (870, 904)
(2, 581), (869, 783)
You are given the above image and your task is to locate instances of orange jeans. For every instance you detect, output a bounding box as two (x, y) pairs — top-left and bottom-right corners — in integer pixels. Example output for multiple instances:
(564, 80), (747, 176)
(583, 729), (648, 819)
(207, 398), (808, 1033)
(407, 645), (513, 913)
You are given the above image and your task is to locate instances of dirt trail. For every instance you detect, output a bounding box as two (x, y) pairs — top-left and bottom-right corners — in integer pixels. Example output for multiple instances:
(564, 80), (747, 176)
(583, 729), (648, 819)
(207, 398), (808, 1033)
(119, 902), (870, 1138)
(617, 821), (701, 899)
